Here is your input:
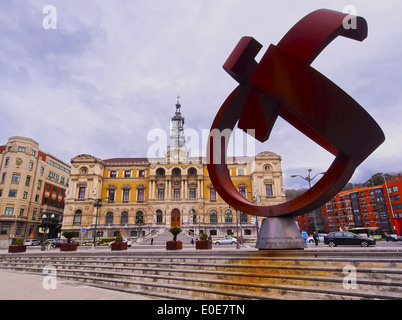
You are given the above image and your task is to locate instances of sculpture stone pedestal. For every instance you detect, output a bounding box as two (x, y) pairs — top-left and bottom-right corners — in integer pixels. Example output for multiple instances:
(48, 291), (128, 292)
(256, 217), (307, 250)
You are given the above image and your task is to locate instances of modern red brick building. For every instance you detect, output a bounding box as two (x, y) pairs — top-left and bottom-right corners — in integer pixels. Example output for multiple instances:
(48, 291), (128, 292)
(295, 176), (402, 236)
(382, 176), (402, 235)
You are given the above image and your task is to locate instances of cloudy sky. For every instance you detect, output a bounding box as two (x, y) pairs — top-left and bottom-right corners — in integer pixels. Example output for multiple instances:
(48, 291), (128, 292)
(0, 0), (401, 190)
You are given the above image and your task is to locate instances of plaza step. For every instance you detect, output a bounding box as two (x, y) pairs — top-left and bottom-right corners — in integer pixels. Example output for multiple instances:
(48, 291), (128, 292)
(1, 250), (402, 300)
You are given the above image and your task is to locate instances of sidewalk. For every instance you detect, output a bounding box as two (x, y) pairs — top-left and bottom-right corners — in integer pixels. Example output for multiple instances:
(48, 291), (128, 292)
(0, 268), (154, 300)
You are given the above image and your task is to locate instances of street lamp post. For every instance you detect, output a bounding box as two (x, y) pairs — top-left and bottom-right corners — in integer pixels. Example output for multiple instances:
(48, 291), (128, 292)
(248, 191), (261, 238)
(40, 213), (55, 251)
(93, 199), (102, 249)
(236, 209), (240, 249)
(291, 169), (325, 233)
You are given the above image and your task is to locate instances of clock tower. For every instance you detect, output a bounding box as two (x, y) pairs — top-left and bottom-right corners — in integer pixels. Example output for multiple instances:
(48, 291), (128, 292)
(167, 97), (188, 163)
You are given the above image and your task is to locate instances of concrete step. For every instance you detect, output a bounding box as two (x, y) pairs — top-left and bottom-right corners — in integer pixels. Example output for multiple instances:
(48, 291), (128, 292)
(1, 253), (402, 300)
(1, 263), (400, 300)
(2, 261), (402, 295)
(3, 257), (402, 282)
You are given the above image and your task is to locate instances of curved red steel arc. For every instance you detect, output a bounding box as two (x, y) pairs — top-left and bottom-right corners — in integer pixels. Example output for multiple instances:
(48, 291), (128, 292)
(207, 9), (385, 218)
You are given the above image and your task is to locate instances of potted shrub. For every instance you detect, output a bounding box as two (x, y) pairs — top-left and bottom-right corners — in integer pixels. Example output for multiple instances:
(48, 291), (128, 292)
(111, 233), (127, 251)
(166, 227), (182, 250)
(8, 238), (27, 253)
(196, 233), (212, 250)
(60, 231), (78, 251)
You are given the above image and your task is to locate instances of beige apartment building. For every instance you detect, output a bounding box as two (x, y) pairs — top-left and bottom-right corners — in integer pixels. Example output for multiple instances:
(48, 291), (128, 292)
(0, 136), (70, 247)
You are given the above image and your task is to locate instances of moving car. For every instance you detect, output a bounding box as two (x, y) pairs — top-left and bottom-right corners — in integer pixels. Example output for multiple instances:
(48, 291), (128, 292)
(108, 239), (132, 247)
(385, 234), (402, 242)
(324, 231), (376, 247)
(24, 239), (41, 246)
(213, 237), (238, 245)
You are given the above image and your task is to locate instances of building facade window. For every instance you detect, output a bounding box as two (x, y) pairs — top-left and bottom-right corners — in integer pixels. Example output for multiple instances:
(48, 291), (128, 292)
(225, 209), (233, 223)
(240, 212), (248, 223)
(265, 184), (273, 197)
(210, 210), (218, 224)
(8, 190), (17, 197)
(122, 189), (130, 202)
(11, 173), (20, 182)
(121, 211), (128, 225)
(156, 209), (163, 224)
(189, 188), (196, 199)
(108, 189), (115, 202)
(73, 210), (82, 225)
(135, 211), (144, 224)
(158, 189), (164, 200)
(137, 189), (144, 202)
(210, 187), (216, 201)
(174, 188), (180, 200)
(4, 207), (14, 216)
(0, 225), (10, 235)
(78, 187), (86, 199)
(106, 211), (113, 225)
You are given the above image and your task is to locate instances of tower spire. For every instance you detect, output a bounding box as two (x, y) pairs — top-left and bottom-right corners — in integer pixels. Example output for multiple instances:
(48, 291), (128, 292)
(176, 93), (181, 114)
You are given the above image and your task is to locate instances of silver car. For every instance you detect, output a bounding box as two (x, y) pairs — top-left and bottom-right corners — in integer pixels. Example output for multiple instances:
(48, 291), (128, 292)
(24, 239), (41, 246)
(213, 237), (238, 245)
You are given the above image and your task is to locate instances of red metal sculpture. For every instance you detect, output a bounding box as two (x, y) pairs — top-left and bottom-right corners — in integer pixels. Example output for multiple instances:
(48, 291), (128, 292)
(207, 9), (385, 218)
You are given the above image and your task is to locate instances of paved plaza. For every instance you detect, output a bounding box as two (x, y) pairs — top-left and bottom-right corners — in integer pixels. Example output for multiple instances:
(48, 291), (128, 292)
(0, 268), (154, 300)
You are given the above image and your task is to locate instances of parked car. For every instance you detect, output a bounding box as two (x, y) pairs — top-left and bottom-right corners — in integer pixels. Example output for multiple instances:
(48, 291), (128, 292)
(324, 231), (376, 247)
(213, 237), (238, 245)
(108, 239), (132, 247)
(46, 238), (59, 244)
(52, 240), (78, 248)
(24, 239), (41, 246)
(385, 234), (402, 242)
(307, 233), (327, 243)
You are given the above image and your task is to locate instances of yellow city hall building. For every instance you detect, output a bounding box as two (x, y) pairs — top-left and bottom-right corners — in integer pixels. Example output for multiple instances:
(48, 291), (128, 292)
(62, 100), (286, 241)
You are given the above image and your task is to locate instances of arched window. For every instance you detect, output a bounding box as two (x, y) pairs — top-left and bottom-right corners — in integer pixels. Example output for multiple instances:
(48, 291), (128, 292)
(210, 210), (218, 224)
(189, 209), (197, 223)
(121, 211), (128, 225)
(240, 212), (248, 223)
(106, 211), (113, 225)
(73, 210), (82, 226)
(135, 211), (144, 225)
(156, 209), (163, 224)
(172, 168), (181, 177)
(188, 167), (197, 177)
(225, 209), (232, 223)
(156, 168), (166, 177)
(80, 167), (88, 174)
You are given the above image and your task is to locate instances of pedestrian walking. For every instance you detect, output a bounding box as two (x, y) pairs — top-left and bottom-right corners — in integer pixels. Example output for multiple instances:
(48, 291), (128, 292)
(301, 230), (308, 247)
(312, 232), (319, 246)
